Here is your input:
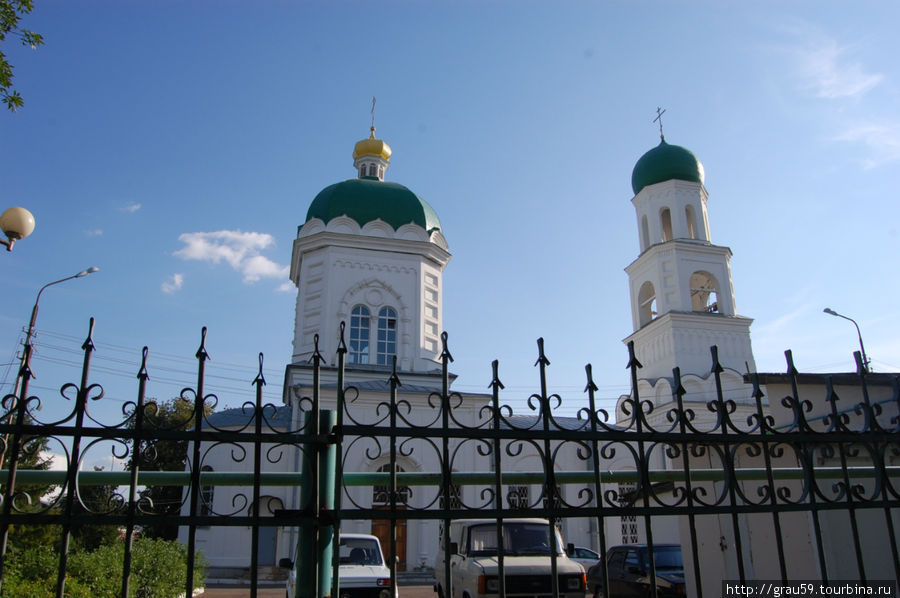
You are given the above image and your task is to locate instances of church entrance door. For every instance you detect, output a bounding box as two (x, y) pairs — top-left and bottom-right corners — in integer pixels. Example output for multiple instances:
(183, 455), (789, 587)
(372, 508), (407, 571)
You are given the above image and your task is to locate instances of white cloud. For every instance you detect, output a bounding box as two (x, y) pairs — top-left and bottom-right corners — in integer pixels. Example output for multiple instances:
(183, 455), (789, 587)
(40, 451), (67, 471)
(276, 281), (296, 293)
(85, 228), (103, 237)
(121, 202), (142, 213)
(789, 33), (882, 99)
(833, 122), (900, 168)
(162, 273), (184, 294)
(174, 230), (289, 284)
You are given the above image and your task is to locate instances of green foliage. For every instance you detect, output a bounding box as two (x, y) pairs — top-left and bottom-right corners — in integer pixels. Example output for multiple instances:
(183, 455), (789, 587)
(69, 466), (121, 551)
(131, 398), (212, 540)
(1, 539), (207, 598)
(2, 414), (62, 552)
(6, 519), (62, 552)
(0, 0), (44, 111)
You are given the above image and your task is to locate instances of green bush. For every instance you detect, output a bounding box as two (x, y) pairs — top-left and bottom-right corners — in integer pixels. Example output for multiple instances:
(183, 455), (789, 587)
(1, 539), (206, 598)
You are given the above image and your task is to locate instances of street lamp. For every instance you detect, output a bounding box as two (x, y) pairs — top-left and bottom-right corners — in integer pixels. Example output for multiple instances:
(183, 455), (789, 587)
(25, 267), (100, 347)
(0, 207), (36, 252)
(823, 307), (871, 373)
(2, 267), (99, 468)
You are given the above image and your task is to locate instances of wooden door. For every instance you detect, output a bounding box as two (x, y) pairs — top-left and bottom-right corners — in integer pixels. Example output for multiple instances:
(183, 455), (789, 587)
(372, 510), (407, 571)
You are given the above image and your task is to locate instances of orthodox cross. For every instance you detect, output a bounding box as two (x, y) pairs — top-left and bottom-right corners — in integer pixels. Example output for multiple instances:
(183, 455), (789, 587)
(654, 107), (666, 140)
(371, 96), (377, 130)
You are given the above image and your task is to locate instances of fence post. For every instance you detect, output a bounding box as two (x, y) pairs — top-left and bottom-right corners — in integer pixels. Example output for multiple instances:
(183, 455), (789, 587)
(295, 408), (336, 598)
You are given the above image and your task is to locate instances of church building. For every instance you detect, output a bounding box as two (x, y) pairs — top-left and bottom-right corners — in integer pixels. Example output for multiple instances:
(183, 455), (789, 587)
(185, 123), (790, 585)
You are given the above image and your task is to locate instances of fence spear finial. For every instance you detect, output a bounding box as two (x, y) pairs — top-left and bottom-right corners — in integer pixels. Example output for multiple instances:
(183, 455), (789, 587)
(337, 321), (347, 355)
(82, 317), (96, 352)
(784, 349), (797, 375)
(584, 364), (599, 393)
(440, 331), (453, 363)
(534, 337), (550, 367)
(137, 346), (149, 381)
(626, 340), (642, 370)
(253, 352), (266, 386)
(195, 326), (209, 361)
(490, 359), (505, 391)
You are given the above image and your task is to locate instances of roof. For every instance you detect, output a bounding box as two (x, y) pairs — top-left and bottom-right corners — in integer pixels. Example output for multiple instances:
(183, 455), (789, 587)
(306, 177), (442, 233)
(745, 372), (899, 386)
(204, 405), (293, 429)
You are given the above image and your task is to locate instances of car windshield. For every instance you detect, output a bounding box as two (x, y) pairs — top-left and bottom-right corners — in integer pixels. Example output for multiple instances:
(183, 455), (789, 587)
(467, 522), (563, 556)
(339, 538), (384, 566)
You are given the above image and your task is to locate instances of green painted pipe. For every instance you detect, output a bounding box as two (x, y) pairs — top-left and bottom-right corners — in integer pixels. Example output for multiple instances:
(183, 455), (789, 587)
(1, 466), (895, 487)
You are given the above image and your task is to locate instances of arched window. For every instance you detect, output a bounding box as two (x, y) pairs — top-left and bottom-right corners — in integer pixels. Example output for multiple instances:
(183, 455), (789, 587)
(373, 463), (410, 505)
(359, 166), (366, 178)
(200, 465), (214, 518)
(690, 271), (719, 313)
(640, 215), (650, 250)
(376, 307), (397, 366)
(685, 205), (697, 239)
(349, 305), (371, 364)
(638, 281), (657, 326)
(660, 208), (673, 242)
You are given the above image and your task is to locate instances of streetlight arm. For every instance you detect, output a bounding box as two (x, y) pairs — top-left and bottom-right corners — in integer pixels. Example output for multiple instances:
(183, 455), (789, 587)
(25, 268), (100, 340)
(823, 307), (870, 373)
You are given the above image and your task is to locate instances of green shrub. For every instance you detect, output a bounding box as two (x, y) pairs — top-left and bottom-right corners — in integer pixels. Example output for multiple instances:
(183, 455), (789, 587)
(1, 539), (206, 598)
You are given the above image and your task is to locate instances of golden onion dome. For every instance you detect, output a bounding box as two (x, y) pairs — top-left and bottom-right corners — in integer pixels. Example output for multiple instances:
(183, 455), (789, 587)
(353, 127), (392, 161)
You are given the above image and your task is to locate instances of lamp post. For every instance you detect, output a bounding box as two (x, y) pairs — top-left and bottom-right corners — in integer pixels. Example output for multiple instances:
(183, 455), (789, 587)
(0, 207), (35, 252)
(2, 267), (99, 467)
(823, 307), (871, 373)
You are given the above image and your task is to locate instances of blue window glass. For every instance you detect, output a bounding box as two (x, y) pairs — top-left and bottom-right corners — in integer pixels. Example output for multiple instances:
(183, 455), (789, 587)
(349, 305), (370, 364)
(376, 307), (397, 366)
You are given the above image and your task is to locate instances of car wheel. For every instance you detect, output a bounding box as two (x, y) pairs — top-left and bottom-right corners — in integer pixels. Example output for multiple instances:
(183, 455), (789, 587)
(594, 587), (604, 598)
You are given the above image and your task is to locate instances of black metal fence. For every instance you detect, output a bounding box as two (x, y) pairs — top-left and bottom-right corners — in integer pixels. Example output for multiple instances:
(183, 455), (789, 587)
(1, 319), (898, 598)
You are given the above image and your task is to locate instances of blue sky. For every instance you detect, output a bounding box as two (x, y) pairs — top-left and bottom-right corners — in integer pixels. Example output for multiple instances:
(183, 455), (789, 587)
(1, 1), (898, 430)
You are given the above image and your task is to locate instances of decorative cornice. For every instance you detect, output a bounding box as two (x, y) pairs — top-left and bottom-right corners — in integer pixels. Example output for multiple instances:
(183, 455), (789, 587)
(625, 238), (732, 273)
(299, 216), (449, 251)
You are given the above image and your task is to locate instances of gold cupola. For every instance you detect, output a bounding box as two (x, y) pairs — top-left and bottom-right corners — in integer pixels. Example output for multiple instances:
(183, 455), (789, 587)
(353, 127), (392, 180)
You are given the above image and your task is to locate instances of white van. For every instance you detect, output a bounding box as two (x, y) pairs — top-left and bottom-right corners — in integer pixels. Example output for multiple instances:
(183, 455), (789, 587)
(433, 519), (586, 598)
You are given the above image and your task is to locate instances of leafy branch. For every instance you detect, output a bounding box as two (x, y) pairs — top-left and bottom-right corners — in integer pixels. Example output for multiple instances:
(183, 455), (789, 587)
(0, 0), (44, 111)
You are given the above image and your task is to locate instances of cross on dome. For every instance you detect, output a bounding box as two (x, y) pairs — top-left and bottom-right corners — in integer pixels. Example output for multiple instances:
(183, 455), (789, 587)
(654, 106), (666, 141)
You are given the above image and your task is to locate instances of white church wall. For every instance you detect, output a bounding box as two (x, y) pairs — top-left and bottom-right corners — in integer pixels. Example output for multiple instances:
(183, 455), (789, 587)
(292, 238), (448, 371)
(178, 434), (297, 569)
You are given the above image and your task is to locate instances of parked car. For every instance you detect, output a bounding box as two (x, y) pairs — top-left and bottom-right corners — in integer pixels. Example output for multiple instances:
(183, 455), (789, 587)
(568, 546), (601, 570)
(279, 532), (397, 598)
(434, 518), (586, 598)
(586, 544), (685, 598)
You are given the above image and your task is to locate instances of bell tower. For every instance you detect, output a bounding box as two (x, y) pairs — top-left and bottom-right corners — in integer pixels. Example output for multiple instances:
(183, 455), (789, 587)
(623, 135), (756, 389)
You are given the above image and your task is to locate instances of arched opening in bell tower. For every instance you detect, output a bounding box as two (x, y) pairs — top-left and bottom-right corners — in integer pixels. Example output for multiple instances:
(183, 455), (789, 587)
(638, 281), (658, 326)
(690, 271), (719, 313)
(660, 208), (673, 242)
(685, 205), (698, 239)
(640, 215), (650, 250)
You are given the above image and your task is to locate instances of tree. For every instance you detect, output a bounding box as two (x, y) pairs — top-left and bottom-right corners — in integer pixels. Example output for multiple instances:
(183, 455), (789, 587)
(0, 0), (44, 111)
(3, 412), (60, 551)
(129, 398), (212, 540)
(70, 466), (120, 551)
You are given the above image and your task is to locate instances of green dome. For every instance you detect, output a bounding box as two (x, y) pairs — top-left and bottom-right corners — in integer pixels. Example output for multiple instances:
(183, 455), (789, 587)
(631, 139), (705, 195)
(306, 177), (442, 233)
